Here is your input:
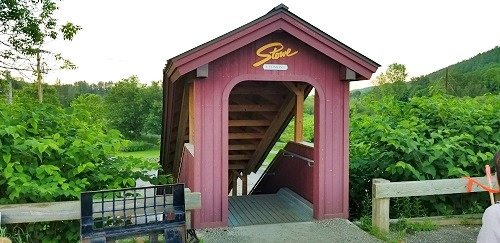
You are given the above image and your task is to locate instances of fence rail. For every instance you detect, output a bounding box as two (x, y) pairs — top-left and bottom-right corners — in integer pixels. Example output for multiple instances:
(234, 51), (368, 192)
(0, 188), (201, 227)
(372, 175), (498, 233)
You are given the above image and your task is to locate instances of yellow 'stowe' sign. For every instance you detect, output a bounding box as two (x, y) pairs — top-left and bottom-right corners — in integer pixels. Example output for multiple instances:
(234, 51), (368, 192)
(253, 42), (298, 67)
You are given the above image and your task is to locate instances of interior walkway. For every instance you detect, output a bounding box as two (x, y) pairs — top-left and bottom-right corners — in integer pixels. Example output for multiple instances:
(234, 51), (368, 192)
(228, 188), (313, 227)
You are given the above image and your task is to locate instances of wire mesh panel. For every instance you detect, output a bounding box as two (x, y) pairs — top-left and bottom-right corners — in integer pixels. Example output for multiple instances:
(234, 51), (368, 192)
(80, 184), (186, 242)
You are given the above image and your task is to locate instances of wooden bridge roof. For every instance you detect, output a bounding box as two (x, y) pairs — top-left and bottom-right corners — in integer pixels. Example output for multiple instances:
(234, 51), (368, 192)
(164, 4), (380, 83)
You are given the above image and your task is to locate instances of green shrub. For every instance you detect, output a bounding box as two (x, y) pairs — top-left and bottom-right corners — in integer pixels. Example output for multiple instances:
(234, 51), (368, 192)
(120, 140), (158, 152)
(349, 94), (500, 219)
(0, 102), (171, 241)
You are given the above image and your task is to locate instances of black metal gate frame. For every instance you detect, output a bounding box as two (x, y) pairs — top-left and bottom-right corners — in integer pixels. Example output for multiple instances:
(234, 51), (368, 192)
(80, 183), (186, 242)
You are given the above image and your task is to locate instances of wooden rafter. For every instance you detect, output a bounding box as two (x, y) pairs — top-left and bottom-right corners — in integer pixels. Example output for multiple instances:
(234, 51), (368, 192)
(228, 154), (252, 160)
(229, 104), (279, 112)
(228, 119), (271, 127)
(172, 82), (190, 175)
(228, 133), (265, 139)
(229, 144), (258, 150)
(244, 93), (296, 174)
(188, 82), (195, 143)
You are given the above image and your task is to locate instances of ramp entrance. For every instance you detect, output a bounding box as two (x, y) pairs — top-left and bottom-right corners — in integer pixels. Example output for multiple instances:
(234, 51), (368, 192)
(228, 80), (316, 227)
(229, 189), (313, 227)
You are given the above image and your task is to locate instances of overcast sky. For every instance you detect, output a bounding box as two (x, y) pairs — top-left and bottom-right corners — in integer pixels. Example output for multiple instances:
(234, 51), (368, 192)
(45, 0), (500, 89)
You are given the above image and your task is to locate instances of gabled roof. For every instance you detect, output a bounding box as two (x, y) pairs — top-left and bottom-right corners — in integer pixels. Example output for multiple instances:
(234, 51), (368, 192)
(165, 4), (380, 82)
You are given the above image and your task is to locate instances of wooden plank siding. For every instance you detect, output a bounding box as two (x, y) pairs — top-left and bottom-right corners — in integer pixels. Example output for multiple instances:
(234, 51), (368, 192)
(185, 32), (352, 228)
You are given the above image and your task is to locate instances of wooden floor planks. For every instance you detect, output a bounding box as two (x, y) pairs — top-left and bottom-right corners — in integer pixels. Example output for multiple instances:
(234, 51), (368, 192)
(228, 193), (313, 227)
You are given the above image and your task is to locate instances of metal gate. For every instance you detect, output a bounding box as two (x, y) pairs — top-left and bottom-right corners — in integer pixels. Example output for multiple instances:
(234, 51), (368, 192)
(80, 184), (186, 242)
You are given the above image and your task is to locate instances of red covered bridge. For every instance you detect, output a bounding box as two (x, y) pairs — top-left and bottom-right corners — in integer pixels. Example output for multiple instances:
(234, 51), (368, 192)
(161, 4), (379, 228)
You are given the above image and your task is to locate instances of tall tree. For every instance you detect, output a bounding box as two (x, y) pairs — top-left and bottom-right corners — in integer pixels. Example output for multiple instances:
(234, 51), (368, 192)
(0, 0), (81, 103)
(105, 76), (145, 139)
(374, 63), (408, 85)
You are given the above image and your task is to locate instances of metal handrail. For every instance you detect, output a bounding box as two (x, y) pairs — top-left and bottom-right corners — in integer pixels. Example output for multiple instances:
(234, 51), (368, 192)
(282, 151), (314, 167)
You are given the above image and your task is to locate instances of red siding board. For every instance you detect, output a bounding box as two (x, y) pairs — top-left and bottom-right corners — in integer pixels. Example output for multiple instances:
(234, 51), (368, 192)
(168, 13), (377, 82)
(183, 32), (364, 227)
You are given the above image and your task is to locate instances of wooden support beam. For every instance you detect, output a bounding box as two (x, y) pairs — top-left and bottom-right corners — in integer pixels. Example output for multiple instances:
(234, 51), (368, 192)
(228, 119), (271, 127)
(282, 82), (301, 94)
(245, 93), (296, 174)
(229, 104), (279, 112)
(228, 162), (246, 170)
(173, 83), (190, 175)
(242, 174), (248, 195)
(188, 82), (195, 143)
(283, 82), (306, 142)
(228, 133), (265, 139)
(229, 144), (258, 151)
(228, 154), (252, 160)
(294, 88), (304, 142)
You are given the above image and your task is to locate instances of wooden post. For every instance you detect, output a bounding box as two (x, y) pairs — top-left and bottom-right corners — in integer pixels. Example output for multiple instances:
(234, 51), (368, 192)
(294, 88), (304, 142)
(188, 82), (195, 143)
(282, 82), (305, 142)
(242, 174), (248, 195)
(372, 178), (390, 233)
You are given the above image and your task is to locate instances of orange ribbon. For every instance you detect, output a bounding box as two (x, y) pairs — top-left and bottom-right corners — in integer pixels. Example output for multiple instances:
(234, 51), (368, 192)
(465, 177), (500, 193)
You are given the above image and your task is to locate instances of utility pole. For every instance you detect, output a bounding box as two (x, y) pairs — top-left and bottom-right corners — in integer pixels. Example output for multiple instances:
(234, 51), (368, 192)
(7, 78), (12, 105)
(445, 68), (449, 93)
(36, 51), (43, 103)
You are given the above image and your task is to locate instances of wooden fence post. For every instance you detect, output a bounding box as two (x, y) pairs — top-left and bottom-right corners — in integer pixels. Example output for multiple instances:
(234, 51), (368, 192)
(372, 178), (390, 233)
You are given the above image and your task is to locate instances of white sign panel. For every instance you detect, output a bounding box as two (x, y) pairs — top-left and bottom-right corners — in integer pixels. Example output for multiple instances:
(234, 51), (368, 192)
(263, 64), (288, 71)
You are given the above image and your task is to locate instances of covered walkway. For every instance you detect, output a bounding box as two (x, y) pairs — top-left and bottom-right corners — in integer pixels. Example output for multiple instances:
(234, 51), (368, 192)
(229, 188), (313, 227)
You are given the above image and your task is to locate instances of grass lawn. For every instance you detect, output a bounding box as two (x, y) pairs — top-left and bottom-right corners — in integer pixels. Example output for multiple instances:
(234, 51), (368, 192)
(117, 149), (160, 160)
(116, 142), (285, 166)
(262, 142), (286, 167)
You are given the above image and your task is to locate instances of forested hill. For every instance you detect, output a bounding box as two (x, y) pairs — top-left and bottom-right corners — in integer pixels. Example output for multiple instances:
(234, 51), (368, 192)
(409, 46), (500, 97)
(426, 46), (500, 81)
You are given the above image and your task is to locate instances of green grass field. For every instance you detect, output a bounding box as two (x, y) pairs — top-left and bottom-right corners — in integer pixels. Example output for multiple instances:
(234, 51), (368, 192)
(262, 142), (286, 166)
(117, 142), (285, 167)
(117, 149), (160, 160)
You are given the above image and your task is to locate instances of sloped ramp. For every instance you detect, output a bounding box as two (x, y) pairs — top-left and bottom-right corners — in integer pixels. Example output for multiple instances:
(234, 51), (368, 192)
(229, 188), (313, 227)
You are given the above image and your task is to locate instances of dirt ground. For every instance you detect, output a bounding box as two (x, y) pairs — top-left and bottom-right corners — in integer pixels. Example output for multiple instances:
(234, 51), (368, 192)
(406, 225), (480, 243)
(197, 219), (382, 243)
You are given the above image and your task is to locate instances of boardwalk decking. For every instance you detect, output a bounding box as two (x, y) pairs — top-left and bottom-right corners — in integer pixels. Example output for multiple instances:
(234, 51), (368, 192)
(228, 188), (313, 227)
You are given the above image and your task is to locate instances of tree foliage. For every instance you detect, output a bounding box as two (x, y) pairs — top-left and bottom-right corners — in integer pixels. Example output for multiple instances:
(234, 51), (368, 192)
(374, 63), (408, 85)
(0, 0), (81, 102)
(104, 76), (162, 139)
(410, 46), (500, 97)
(0, 101), (170, 241)
(70, 93), (106, 125)
(349, 94), (500, 218)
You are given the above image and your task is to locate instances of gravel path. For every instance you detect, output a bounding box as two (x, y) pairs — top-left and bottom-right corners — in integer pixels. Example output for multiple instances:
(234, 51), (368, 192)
(197, 219), (382, 243)
(406, 225), (480, 243)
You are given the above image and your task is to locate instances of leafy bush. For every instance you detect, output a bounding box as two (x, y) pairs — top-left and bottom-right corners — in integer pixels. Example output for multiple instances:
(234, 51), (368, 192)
(0, 102), (171, 241)
(349, 94), (500, 218)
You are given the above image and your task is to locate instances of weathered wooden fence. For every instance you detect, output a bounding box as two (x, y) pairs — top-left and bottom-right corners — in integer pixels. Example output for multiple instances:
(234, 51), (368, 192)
(372, 176), (498, 232)
(0, 188), (201, 228)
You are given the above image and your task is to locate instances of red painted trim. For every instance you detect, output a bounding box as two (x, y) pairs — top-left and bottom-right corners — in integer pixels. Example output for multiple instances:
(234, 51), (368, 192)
(198, 221), (226, 229)
(221, 74), (326, 224)
(342, 81), (350, 218)
(168, 13), (377, 82)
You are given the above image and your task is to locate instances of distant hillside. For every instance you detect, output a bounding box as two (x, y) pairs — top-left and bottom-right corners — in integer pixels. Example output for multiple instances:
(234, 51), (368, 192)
(410, 46), (500, 96)
(351, 86), (373, 94)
